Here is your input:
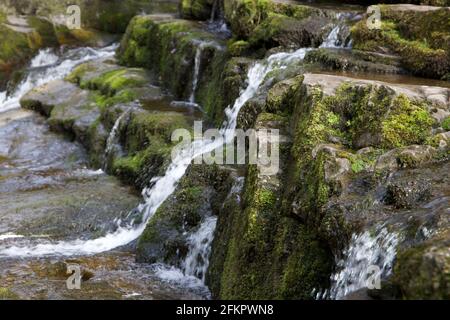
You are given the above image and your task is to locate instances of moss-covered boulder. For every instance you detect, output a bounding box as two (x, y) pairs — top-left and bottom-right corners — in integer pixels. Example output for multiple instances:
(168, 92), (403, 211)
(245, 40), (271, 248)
(207, 70), (449, 299)
(20, 55), (191, 184)
(351, 5), (450, 80)
(304, 48), (405, 74)
(223, 0), (339, 50)
(393, 231), (450, 299)
(136, 165), (232, 265)
(110, 108), (190, 188)
(117, 14), (236, 124)
(207, 110), (333, 299)
(0, 13), (47, 89)
(180, 0), (215, 20)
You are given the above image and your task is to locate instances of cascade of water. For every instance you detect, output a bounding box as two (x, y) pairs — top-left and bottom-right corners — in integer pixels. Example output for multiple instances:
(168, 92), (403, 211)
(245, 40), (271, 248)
(210, 0), (220, 22)
(183, 216), (217, 282)
(320, 25), (342, 49)
(190, 44), (205, 104)
(103, 108), (131, 170)
(0, 27), (340, 259)
(327, 227), (401, 300)
(0, 44), (117, 114)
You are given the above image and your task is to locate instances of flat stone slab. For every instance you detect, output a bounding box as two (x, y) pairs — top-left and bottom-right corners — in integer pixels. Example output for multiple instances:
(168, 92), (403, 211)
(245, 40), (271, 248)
(20, 80), (91, 116)
(380, 4), (447, 12)
(303, 73), (450, 109)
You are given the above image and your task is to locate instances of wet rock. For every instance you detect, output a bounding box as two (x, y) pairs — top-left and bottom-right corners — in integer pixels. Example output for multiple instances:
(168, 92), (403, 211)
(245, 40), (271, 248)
(351, 5), (450, 79)
(136, 165), (231, 266)
(250, 13), (333, 49)
(2, 0), (179, 34)
(117, 14), (228, 123)
(385, 179), (432, 209)
(374, 145), (437, 171)
(180, 0), (214, 21)
(20, 80), (90, 117)
(304, 48), (405, 74)
(393, 232), (450, 299)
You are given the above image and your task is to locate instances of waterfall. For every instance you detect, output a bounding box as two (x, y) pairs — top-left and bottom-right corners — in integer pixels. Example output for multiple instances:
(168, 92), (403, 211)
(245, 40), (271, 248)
(103, 108), (131, 170)
(210, 0), (220, 22)
(189, 44), (205, 104)
(327, 227), (401, 300)
(320, 25), (342, 48)
(183, 216), (217, 282)
(0, 27), (340, 259)
(0, 44), (117, 114)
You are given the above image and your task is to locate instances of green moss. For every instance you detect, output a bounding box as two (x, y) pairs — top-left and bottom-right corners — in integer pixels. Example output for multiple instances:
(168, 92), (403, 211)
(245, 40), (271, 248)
(112, 137), (171, 186)
(442, 117), (450, 131)
(0, 287), (19, 300)
(181, 0), (212, 20)
(278, 226), (332, 299)
(351, 8), (450, 79)
(224, 0), (271, 38)
(381, 95), (434, 149)
(65, 63), (96, 84)
(227, 39), (251, 57)
(292, 86), (342, 160)
(393, 239), (450, 299)
(85, 68), (150, 95)
(309, 83), (434, 149)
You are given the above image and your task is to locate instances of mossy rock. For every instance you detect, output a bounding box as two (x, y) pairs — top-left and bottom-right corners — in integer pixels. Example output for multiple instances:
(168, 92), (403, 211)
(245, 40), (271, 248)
(351, 6), (450, 79)
(180, 0), (214, 21)
(3, 0), (178, 34)
(136, 165), (231, 265)
(224, 0), (335, 51)
(111, 109), (190, 188)
(118, 14), (239, 125)
(304, 48), (404, 74)
(393, 233), (450, 299)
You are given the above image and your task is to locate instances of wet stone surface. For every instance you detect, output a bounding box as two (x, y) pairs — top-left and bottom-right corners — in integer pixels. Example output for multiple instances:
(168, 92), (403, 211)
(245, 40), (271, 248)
(0, 109), (206, 299)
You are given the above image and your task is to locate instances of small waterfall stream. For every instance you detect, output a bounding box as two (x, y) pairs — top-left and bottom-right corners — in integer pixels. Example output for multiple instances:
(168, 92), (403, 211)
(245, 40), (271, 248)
(326, 227), (401, 300)
(103, 108), (131, 171)
(189, 42), (209, 104)
(0, 45), (117, 114)
(183, 216), (218, 282)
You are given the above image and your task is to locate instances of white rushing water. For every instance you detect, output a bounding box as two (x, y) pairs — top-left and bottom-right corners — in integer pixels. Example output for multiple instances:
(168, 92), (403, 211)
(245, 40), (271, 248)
(189, 43), (206, 104)
(0, 44), (117, 113)
(320, 25), (342, 48)
(0, 28), (340, 263)
(103, 108), (132, 170)
(183, 216), (218, 282)
(327, 227), (401, 300)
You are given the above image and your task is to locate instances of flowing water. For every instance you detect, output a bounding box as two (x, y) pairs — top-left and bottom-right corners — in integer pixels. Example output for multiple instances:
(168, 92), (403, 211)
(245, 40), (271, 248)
(0, 26), (362, 295)
(183, 216), (218, 282)
(189, 41), (218, 104)
(327, 227), (401, 300)
(320, 25), (343, 48)
(0, 45), (117, 114)
(103, 107), (132, 170)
